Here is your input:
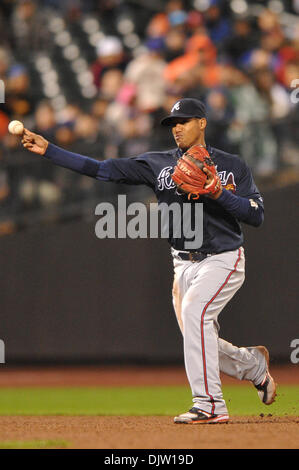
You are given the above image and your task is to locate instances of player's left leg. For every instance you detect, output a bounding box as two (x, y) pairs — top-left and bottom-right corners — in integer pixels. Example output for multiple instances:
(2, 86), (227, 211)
(218, 339), (267, 384)
(218, 339), (277, 405)
(174, 247), (245, 423)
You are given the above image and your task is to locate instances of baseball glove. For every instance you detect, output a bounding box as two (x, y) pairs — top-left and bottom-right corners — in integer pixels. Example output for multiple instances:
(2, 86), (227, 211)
(171, 145), (220, 200)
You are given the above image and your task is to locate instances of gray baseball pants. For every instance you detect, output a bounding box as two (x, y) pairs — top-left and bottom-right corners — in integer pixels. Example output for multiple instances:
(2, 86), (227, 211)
(172, 247), (267, 415)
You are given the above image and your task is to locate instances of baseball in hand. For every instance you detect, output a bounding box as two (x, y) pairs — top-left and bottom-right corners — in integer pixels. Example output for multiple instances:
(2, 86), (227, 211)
(8, 120), (24, 135)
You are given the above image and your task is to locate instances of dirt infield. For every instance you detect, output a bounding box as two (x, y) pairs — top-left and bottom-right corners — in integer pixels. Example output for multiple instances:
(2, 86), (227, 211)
(0, 416), (298, 449)
(0, 365), (298, 449)
(0, 364), (298, 387)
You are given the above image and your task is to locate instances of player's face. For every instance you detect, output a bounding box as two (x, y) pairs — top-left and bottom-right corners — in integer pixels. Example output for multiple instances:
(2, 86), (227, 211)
(171, 118), (206, 151)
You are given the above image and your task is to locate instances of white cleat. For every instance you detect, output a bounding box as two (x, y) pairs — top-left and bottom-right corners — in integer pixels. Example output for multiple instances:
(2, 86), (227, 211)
(254, 346), (277, 405)
(174, 407), (229, 424)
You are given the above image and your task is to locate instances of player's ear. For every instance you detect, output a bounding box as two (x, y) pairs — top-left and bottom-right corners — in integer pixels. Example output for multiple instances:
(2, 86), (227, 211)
(199, 118), (207, 130)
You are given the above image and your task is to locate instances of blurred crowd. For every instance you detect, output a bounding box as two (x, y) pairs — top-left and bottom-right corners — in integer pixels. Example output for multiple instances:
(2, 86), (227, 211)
(0, 0), (299, 234)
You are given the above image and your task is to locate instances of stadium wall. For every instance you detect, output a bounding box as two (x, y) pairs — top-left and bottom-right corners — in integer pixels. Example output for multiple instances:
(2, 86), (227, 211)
(0, 184), (297, 364)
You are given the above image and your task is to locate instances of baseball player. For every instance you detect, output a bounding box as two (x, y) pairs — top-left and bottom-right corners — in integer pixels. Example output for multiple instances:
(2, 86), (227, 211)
(21, 98), (276, 424)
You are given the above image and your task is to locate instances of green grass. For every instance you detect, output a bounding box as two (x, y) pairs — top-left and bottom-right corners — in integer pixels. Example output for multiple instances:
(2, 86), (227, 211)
(0, 440), (69, 449)
(0, 385), (297, 416)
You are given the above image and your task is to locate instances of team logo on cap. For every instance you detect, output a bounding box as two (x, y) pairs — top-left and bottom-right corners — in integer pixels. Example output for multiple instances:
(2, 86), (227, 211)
(171, 101), (181, 113)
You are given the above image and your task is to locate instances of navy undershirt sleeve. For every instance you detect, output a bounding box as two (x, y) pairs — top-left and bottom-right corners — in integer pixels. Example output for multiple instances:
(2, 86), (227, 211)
(44, 143), (101, 177)
(216, 188), (264, 227)
(44, 143), (154, 186)
(96, 157), (155, 186)
(214, 156), (264, 227)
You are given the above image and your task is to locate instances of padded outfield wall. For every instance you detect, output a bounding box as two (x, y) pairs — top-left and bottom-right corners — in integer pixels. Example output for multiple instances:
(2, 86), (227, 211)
(0, 183), (297, 364)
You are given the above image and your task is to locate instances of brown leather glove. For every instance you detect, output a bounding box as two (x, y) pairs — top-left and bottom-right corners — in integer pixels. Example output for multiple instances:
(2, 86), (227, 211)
(171, 145), (220, 200)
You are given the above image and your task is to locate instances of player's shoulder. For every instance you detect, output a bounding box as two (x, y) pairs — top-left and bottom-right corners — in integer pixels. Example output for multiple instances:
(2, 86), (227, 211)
(209, 146), (249, 172)
(133, 148), (177, 166)
(210, 145), (241, 163)
(134, 148), (177, 160)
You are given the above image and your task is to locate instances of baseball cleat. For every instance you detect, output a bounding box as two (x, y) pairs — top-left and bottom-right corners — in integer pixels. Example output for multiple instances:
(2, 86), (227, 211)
(254, 346), (277, 405)
(174, 407), (229, 424)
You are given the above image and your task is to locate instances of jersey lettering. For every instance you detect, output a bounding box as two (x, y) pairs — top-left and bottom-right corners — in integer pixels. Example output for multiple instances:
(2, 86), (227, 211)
(157, 166), (176, 191)
(217, 170), (236, 193)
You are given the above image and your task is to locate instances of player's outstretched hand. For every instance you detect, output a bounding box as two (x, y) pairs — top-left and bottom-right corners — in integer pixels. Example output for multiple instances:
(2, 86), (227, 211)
(203, 167), (222, 199)
(21, 129), (49, 156)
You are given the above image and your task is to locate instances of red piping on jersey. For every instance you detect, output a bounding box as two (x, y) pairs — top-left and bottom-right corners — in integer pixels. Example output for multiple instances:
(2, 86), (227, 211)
(200, 248), (242, 414)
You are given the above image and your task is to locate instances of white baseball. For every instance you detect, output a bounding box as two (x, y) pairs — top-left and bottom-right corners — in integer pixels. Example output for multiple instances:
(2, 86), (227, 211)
(8, 120), (24, 135)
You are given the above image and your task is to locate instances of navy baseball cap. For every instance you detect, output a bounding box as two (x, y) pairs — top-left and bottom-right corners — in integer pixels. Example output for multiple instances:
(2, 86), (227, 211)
(160, 98), (206, 126)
